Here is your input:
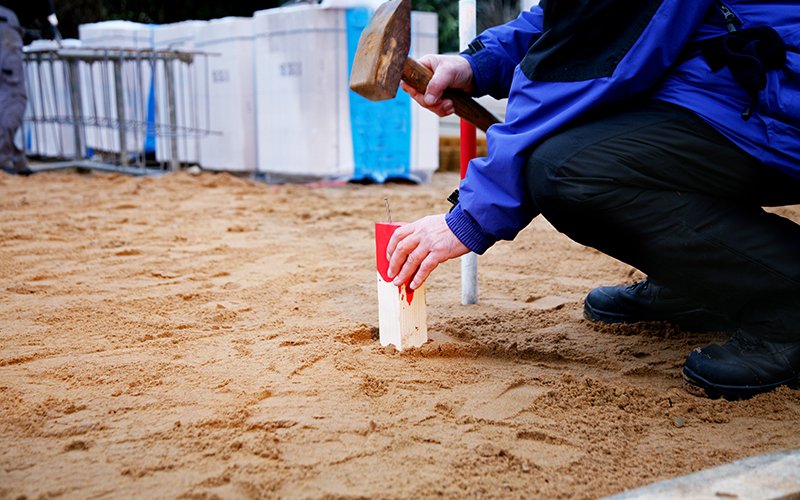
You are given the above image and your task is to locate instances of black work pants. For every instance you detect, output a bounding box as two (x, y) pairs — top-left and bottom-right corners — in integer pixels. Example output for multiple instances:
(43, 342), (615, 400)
(524, 99), (800, 342)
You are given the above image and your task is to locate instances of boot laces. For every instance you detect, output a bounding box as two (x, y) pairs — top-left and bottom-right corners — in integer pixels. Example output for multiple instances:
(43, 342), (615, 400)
(728, 331), (767, 353)
(626, 279), (650, 293)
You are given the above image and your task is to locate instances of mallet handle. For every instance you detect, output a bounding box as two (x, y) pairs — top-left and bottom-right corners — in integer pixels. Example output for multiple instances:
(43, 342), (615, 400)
(403, 58), (500, 133)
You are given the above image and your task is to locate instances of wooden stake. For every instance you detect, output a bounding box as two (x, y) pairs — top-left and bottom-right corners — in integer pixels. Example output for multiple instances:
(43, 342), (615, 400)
(375, 222), (427, 350)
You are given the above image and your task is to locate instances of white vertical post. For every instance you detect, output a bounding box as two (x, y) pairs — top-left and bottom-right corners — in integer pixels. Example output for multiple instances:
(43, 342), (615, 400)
(459, 0), (477, 48)
(462, 252), (478, 305)
(459, 0), (479, 305)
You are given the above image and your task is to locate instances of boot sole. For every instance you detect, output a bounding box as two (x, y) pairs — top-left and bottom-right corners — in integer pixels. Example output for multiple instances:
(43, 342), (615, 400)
(584, 301), (738, 333)
(682, 366), (800, 400)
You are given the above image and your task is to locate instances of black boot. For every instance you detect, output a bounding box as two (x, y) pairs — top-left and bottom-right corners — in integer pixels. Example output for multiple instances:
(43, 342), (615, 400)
(584, 278), (738, 332)
(683, 329), (800, 400)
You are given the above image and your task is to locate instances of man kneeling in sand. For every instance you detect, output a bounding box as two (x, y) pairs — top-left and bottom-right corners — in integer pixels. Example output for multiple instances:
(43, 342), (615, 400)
(387, 0), (800, 400)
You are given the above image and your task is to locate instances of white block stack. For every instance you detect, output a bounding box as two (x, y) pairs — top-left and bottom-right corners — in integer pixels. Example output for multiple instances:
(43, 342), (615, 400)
(193, 17), (257, 172)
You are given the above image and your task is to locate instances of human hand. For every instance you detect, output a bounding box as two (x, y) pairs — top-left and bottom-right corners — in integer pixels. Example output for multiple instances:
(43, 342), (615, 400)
(386, 214), (470, 290)
(399, 54), (475, 118)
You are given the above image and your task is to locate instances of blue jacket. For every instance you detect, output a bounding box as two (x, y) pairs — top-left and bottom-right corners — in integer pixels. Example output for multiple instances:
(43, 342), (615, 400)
(446, 0), (800, 255)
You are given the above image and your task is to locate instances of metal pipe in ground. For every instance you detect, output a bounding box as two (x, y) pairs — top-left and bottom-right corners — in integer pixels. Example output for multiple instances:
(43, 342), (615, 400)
(459, 0), (478, 305)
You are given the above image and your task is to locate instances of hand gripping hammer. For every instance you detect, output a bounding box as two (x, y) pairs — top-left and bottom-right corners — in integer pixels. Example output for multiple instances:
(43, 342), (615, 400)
(349, 0), (500, 132)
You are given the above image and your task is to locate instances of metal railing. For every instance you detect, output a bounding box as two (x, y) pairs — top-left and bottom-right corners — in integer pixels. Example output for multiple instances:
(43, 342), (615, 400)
(22, 47), (213, 174)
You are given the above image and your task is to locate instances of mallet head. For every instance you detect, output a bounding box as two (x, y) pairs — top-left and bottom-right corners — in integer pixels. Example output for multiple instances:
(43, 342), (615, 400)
(349, 0), (411, 101)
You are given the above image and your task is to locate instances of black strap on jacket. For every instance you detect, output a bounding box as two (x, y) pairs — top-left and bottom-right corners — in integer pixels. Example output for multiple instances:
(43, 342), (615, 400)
(520, 0), (664, 82)
(701, 25), (787, 120)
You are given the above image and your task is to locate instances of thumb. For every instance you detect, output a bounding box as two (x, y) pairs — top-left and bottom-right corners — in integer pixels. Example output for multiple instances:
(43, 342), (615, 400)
(420, 55), (449, 106)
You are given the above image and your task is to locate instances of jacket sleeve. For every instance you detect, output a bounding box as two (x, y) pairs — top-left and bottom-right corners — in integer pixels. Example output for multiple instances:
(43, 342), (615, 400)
(461, 6), (545, 99)
(447, 0), (715, 254)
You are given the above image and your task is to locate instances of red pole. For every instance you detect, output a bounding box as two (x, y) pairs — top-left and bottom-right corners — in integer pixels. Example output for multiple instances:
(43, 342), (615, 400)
(460, 120), (476, 179)
(459, 117), (479, 305)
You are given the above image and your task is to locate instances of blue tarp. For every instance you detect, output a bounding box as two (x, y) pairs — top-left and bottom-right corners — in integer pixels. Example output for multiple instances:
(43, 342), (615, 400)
(346, 7), (412, 183)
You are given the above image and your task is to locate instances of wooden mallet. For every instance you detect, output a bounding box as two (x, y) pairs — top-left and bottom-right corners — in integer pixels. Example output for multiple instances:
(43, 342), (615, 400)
(349, 0), (500, 132)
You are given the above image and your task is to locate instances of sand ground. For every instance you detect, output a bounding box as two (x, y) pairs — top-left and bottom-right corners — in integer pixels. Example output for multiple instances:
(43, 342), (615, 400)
(1, 168), (799, 500)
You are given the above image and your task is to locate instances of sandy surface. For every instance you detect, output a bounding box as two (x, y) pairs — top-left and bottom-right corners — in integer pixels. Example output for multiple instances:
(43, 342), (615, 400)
(1, 168), (799, 500)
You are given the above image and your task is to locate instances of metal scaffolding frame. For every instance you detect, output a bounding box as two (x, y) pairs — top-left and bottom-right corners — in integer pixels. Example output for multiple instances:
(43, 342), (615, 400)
(22, 47), (213, 175)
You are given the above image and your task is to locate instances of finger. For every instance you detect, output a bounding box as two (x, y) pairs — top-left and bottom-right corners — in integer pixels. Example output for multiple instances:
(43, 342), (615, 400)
(386, 226), (417, 279)
(423, 59), (452, 105)
(440, 99), (455, 116)
(386, 223), (413, 260)
(399, 80), (419, 99)
(408, 253), (441, 290)
(424, 75), (459, 114)
(418, 99), (454, 117)
(424, 82), (445, 106)
(401, 81), (454, 117)
(423, 99), (455, 117)
(392, 245), (426, 287)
